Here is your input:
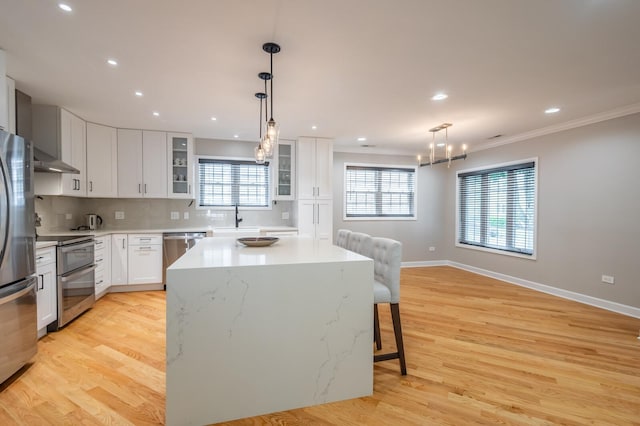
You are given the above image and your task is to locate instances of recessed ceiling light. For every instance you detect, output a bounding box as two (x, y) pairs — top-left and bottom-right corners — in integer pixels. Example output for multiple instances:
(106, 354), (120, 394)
(357, 137), (367, 142)
(311, 125), (317, 130)
(107, 59), (118, 66)
(58, 3), (72, 12)
(431, 93), (448, 101)
(233, 134), (239, 138)
(211, 117), (217, 121)
(134, 91), (143, 97)
(152, 111), (159, 117)
(545, 107), (560, 114)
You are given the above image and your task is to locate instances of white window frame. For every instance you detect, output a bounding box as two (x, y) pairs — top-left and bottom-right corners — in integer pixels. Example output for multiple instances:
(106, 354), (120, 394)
(343, 162), (418, 221)
(195, 155), (272, 211)
(455, 158), (538, 260)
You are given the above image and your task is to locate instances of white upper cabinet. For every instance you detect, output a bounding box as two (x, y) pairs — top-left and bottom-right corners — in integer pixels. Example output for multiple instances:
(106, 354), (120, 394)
(117, 129), (143, 197)
(297, 137), (333, 200)
(273, 139), (295, 201)
(167, 132), (194, 199)
(33, 106), (87, 196)
(117, 129), (167, 198)
(142, 131), (168, 198)
(86, 123), (118, 197)
(6, 76), (15, 134)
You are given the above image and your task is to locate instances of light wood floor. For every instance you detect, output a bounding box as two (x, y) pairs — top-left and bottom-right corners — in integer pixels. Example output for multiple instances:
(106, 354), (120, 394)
(1, 266), (639, 425)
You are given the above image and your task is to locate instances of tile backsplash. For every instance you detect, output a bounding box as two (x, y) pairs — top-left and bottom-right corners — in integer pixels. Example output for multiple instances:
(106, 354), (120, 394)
(36, 196), (294, 232)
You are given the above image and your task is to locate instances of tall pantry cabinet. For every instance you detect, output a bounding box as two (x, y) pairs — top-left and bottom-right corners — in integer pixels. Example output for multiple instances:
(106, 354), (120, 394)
(296, 137), (333, 241)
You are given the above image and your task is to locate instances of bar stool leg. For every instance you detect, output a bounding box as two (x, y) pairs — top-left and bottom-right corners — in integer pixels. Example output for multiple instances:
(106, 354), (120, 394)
(374, 304), (382, 350)
(390, 303), (407, 375)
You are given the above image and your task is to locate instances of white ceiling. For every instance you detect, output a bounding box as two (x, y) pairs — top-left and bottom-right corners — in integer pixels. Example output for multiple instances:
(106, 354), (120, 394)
(1, 0), (640, 156)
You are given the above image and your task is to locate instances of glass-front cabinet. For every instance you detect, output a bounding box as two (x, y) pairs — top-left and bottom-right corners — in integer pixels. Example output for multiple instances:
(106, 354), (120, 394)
(167, 132), (194, 199)
(273, 139), (296, 200)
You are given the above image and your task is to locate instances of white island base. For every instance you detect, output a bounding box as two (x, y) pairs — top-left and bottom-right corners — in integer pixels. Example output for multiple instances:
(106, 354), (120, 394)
(166, 237), (373, 425)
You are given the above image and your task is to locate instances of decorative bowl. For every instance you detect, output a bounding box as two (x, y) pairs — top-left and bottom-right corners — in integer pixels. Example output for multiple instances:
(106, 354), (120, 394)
(237, 237), (279, 247)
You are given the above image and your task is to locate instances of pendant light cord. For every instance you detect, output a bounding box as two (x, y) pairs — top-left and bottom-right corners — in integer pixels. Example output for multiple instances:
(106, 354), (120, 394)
(270, 53), (274, 120)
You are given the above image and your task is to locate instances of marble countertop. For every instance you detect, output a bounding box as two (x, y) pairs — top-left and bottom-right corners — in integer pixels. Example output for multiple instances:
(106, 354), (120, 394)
(169, 236), (368, 269)
(35, 241), (58, 249)
(36, 226), (297, 238)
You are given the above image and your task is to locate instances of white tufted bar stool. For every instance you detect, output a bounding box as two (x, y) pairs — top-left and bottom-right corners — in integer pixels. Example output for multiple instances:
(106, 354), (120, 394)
(371, 237), (406, 375)
(346, 232), (373, 258)
(335, 229), (351, 249)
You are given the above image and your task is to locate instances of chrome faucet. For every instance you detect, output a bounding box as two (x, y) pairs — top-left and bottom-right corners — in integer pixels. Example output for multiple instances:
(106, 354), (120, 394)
(235, 203), (243, 228)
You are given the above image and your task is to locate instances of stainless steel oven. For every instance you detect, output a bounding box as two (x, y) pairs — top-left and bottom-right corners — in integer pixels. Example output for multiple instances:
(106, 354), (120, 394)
(38, 235), (96, 331)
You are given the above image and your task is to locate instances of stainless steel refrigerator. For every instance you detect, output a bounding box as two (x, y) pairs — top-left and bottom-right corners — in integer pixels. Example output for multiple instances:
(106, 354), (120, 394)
(0, 129), (37, 385)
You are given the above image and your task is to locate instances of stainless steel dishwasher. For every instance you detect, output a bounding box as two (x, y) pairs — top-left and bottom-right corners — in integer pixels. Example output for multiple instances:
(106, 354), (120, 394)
(162, 232), (206, 285)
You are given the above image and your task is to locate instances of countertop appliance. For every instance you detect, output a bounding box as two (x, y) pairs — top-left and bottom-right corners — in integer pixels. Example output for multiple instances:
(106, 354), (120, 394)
(86, 214), (102, 230)
(37, 235), (96, 331)
(162, 232), (206, 285)
(0, 129), (37, 385)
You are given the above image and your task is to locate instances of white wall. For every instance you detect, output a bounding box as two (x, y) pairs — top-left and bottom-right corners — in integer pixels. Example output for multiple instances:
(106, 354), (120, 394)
(0, 49), (8, 131)
(442, 113), (640, 309)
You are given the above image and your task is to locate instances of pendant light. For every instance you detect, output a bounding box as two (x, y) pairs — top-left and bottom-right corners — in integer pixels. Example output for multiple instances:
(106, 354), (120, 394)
(254, 92), (267, 164)
(263, 42), (281, 152)
(258, 72), (273, 157)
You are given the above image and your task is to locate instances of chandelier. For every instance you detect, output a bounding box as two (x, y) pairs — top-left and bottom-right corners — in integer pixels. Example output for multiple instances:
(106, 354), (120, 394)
(254, 42), (281, 163)
(419, 123), (467, 168)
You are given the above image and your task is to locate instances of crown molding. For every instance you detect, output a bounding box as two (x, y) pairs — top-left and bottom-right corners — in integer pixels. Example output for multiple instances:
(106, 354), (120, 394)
(474, 102), (640, 153)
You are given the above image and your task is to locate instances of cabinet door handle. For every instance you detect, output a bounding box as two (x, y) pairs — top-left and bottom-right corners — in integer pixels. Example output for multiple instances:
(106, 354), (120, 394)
(138, 183), (142, 193)
(89, 181), (93, 192)
(122, 240), (125, 249)
(188, 184), (191, 194)
(144, 184), (147, 194)
(38, 274), (44, 291)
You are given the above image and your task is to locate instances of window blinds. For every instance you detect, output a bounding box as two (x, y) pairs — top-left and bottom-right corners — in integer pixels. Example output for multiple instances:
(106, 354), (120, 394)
(345, 165), (416, 218)
(458, 161), (536, 255)
(198, 158), (270, 207)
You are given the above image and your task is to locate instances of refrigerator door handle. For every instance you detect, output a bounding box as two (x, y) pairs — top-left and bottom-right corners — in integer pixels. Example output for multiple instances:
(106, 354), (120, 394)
(0, 155), (10, 267)
(0, 281), (35, 307)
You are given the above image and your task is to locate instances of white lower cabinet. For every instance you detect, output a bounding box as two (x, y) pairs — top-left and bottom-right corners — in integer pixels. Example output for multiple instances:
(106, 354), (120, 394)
(127, 234), (163, 285)
(111, 234), (128, 285)
(297, 199), (333, 241)
(94, 236), (111, 299)
(35, 246), (57, 336)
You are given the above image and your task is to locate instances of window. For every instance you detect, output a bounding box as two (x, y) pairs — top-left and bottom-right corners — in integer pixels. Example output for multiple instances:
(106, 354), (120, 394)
(344, 164), (416, 219)
(457, 160), (536, 257)
(198, 158), (270, 208)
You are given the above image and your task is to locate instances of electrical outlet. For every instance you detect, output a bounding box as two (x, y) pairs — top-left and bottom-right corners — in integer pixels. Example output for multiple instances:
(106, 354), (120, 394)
(282, 211), (289, 220)
(429, 246), (436, 252)
(601, 275), (615, 284)
(170, 211), (179, 220)
(65, 213), (72, 220)
(183, 212), (189, 220)
(115, 211), (125, 220)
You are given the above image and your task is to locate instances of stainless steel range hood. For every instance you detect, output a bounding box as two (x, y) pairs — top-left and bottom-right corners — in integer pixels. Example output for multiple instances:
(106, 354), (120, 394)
(15, 91), (78, 174)
(33, 146), (79, 174)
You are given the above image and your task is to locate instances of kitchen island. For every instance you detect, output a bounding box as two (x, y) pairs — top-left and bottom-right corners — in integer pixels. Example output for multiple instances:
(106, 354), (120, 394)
(165, 236), (374, 425)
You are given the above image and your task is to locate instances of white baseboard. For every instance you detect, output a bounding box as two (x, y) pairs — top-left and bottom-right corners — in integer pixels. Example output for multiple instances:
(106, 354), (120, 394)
(401, 260), (448, 268)
(447, 261), (640, 319)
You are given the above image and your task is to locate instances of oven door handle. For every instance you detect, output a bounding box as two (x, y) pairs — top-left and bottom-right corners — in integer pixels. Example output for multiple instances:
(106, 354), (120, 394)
(60, 264), (97, 283)
(59, 240), (95, 255)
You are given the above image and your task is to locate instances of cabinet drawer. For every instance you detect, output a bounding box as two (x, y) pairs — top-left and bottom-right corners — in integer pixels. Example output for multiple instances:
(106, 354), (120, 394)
(36, 247), (56, 267)
(128, 234), (162, 245)
(95, 247), (106, 264)
(95, 236), (109, 249)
